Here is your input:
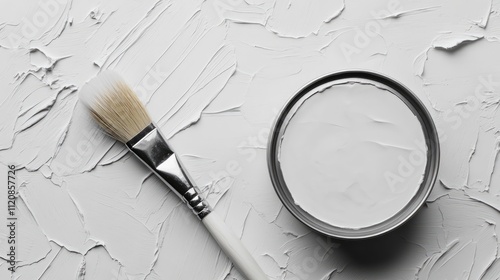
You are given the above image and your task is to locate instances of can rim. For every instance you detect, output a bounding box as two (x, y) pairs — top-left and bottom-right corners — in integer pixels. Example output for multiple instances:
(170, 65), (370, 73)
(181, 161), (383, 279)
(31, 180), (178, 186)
(266, 70), (440, 240)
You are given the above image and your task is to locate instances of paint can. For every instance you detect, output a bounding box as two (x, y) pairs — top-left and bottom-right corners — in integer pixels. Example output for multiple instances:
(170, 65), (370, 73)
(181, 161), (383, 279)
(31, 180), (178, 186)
(267, 70), (440, 239)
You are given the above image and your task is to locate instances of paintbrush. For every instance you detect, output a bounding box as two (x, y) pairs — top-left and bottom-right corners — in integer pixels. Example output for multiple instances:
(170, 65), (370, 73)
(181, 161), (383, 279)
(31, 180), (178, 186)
(79, 71), (268, 280)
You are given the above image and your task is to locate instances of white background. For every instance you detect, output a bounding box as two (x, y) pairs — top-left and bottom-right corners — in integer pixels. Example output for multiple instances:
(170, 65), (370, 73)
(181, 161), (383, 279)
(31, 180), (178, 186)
(1, 0), (500, 279)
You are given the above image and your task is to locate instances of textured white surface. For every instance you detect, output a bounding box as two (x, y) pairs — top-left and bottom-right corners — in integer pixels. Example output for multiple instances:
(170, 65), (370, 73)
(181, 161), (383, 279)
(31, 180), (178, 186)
(0, 0), (500, 279)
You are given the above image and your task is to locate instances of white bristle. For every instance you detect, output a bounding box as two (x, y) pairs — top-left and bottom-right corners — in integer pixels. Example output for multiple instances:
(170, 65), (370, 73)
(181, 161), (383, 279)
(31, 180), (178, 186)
(79, 71), (152, 143)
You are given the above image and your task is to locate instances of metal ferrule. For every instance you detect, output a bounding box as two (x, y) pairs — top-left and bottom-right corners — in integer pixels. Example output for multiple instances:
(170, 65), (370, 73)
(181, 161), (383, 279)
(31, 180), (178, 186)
(126, 123), (212, 219)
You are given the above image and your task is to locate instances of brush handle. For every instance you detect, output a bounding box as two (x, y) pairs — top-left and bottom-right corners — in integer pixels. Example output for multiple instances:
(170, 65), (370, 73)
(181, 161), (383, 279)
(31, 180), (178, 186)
(127, 124), (267, 278)
(202, 212), (268, 280)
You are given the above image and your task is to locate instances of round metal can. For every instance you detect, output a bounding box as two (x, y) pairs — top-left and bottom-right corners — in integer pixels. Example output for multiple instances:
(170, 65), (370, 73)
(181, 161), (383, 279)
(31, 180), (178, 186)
(267, 70), (440, 239)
